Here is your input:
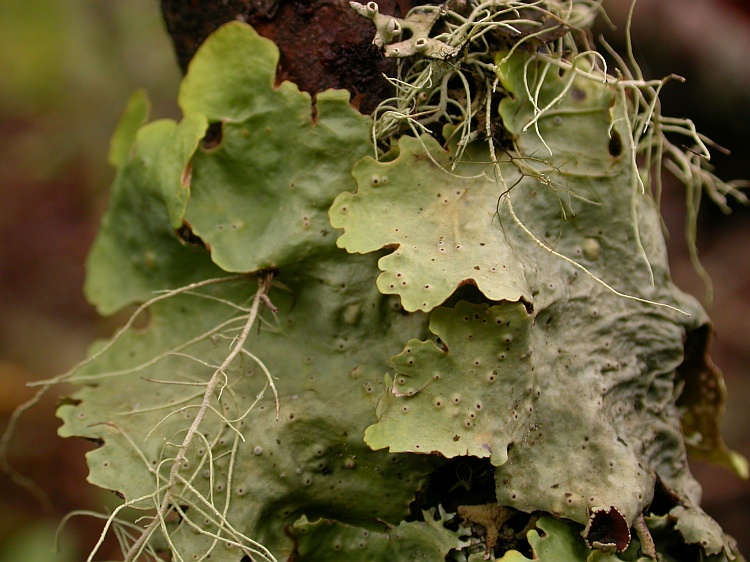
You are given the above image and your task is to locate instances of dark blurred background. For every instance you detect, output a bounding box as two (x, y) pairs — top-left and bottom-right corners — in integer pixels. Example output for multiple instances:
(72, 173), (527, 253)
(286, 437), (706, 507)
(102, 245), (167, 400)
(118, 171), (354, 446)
(0, 1), (180, 559)
(0, 0), (747, 559)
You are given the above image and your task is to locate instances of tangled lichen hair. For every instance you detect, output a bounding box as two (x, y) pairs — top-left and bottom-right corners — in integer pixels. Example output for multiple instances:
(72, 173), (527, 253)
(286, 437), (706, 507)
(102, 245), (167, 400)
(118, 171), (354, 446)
(359, 0), (603, 150)
(354, 0), (747, 300)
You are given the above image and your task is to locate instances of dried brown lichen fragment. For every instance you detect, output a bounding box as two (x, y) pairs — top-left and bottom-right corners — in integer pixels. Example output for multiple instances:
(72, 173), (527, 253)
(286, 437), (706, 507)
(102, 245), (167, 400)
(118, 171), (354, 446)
(458, 504), (514, 557)
(634, 514), (658, 559)
(676, 324), (748, 477)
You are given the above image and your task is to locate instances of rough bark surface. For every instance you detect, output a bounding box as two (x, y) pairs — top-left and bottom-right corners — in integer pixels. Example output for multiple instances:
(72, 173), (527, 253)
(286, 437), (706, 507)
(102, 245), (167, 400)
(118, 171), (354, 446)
(161, 0), (417, 113)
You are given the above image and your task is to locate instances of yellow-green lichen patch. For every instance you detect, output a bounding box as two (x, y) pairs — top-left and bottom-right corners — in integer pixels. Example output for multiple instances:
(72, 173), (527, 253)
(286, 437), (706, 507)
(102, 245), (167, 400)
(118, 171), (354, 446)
(365, 300), (533, 466)
(331, 135), (531, 313)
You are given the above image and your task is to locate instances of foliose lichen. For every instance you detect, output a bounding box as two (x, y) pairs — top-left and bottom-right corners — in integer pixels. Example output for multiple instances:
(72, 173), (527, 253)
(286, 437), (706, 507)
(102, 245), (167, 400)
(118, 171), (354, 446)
(49, 2), (748, 561)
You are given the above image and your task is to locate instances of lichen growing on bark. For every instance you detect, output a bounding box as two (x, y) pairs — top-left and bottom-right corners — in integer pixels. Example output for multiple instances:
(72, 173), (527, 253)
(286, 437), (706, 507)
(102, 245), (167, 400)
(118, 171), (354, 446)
(43, 3), (748, 561)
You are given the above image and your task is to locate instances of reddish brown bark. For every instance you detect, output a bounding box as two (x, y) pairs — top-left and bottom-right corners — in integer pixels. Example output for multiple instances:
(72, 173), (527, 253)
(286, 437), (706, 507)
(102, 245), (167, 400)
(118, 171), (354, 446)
(160, 0), (417, 113)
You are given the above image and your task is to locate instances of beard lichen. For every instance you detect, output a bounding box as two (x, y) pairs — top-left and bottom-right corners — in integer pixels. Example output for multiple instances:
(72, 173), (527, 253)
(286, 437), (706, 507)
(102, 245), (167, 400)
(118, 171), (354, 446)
(353, 0), (748, 303)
